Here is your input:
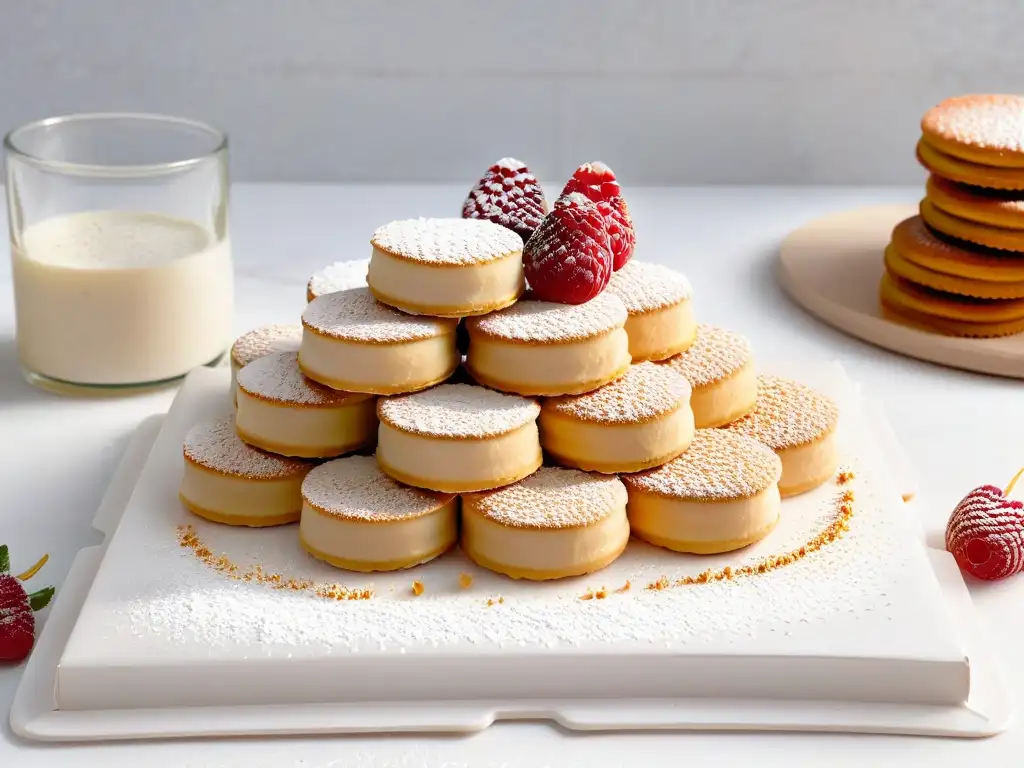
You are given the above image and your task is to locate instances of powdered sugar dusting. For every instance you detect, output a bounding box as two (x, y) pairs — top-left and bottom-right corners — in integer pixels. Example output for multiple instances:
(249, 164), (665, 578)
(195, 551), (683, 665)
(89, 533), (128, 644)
(724, 375), (839, 450)
(302, 455), (453, 521)
(466, 466), (626, 529)
(624, 429), (780, 501)
(237, 352), (369, 406)
(467, 292), (627, 343)
(307, 258), (370, 300)
(302, 287), (456, 344)
(661, 324), (752, 389)
(544, 362), (690, 425)
(230, 325), (303, 369)
(923, 94), (1024, 154)
(184, 417), (312, 479)
(607, 260), (693, 313)
(371, 218), (523, 265)
(378, 383), (540, 439)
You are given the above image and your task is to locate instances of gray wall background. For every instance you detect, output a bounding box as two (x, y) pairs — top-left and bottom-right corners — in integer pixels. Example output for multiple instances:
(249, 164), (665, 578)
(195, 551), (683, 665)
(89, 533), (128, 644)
(1, 0), (1022, 184)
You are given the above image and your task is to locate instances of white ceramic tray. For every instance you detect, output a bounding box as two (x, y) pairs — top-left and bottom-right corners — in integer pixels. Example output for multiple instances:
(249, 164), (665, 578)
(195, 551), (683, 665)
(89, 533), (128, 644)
(10, 364), (1010, 741)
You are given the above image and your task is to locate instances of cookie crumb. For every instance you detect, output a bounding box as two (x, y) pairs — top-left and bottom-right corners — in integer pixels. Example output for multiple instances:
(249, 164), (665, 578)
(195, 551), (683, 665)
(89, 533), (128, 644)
(615, 580), (631, 593)
(595, 586), (608, 599)
(837, 469), (855, 485)
(579, 589), (595, 600)
(411, 580), (425, 597)
(458, 573), (473, 589)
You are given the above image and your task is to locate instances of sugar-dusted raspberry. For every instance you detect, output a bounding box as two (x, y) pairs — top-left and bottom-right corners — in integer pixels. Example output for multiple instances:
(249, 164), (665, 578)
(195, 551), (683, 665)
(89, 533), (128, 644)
(561, 162), (635, 271)
(462, 158), (548, 242)
(945, 484), (1024, 580)
(522, 192), (613, 305)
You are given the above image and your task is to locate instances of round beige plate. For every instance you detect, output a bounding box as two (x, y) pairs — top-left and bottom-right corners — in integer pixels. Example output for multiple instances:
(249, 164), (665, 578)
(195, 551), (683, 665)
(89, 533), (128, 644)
(777, 203), (1024, 379)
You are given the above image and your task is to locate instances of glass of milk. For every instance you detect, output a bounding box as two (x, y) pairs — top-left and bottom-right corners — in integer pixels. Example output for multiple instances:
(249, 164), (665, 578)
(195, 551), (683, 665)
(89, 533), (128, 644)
(4, 113), (233, 394)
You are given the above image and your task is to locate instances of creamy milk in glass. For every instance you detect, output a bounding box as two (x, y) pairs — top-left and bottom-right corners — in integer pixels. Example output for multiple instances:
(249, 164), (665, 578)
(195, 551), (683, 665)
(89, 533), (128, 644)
(12, 210), (233, 385)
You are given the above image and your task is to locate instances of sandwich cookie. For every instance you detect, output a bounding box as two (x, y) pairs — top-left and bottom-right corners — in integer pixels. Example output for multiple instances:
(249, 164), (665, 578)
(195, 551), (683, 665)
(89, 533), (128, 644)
(180, 416), (314, 527)
(890, 215), (1024, 283)
(464, 292), (631, 396)
(926, 175), (1024, 230)
(235, 351), (378, 458)
(623, 429), (782, 555)
(921, 94), (1024, 169)
(884, 244), (1024, 300)
(540, 362), (694, 474)
(606, 259), (697, 361)
(368, 217), (525, 317)
(461, 466), (630, 581)
(300, 287), (459, 395)
(306, 258), (369, 302)
(376, 383), (542, 493)
(879, 273), (1024, 337)
(920, 198), (1024, 252)
(300, 455), (458, 572)
(660, 324), (756, 428)
(229, 325), (303, 404)
(917, 139), (1024, 191)
(723, 375), (840, 497)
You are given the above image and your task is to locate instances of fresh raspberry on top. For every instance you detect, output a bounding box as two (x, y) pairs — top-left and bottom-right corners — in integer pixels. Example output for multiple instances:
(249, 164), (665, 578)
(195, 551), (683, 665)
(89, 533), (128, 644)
(462, 158), (548, 242)
(561, 162), (635, 271)
(523, 192), (613, 304)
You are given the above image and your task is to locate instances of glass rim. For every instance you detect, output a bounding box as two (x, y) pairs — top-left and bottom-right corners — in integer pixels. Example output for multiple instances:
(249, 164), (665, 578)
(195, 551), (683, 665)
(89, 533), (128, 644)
(3, 112), (228, 176)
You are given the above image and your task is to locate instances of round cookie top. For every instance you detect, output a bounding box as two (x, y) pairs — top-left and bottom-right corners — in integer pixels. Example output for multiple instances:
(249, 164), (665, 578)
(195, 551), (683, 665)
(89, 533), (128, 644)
(237, 352), (372, 407)
(466, 292), (627, 344)
(623, 429), (781, 502)
(302, 455), (453, 522)
(377, 383), (540, 439)
(465, 466), (626, 530)
(543, 362), (691, 425)
(661, 324), (752, 389)
(606, 260), (693, 314)
(184, 416), (311, 479)
(723, 375), (839, 451)
(230, 325), (303, 369)
(307, 258), (369, 300)
(302, 287), (457, 344)
(891, 216), (1024, 279)
(922, 95), (1024, 157)
(371, 217), (523, 266)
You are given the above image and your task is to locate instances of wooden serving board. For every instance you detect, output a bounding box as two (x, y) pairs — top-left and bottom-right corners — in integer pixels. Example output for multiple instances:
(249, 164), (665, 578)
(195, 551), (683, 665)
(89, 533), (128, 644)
(777, 204), (1024, 379)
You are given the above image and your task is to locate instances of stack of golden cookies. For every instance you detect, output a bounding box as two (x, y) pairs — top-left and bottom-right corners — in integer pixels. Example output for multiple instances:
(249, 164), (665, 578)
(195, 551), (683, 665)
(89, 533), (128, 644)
(882, 94), (1024, 337)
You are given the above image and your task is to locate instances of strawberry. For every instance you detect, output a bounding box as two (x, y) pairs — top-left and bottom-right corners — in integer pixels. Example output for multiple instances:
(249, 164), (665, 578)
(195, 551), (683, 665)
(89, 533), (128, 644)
(945, 469), (1024, 581)
(523, 192), (613, 304)
(462, 158), (548, 242)
(0, 544), (55, 663)
(561, 162), (635, 271)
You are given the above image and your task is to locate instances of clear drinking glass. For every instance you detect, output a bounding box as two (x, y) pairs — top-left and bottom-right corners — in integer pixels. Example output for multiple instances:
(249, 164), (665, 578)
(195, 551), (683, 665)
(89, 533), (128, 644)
(5, 113), (233, 394)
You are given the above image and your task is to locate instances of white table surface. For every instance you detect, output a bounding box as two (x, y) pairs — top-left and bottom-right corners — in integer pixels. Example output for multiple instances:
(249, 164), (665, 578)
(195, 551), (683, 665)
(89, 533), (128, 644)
(1, 183), (1022, 767)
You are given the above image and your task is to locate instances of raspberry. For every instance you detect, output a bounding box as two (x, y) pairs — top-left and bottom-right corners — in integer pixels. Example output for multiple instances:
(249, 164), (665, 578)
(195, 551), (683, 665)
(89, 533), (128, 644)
(522, 192), (613, 304)
(945, 484), (1024, 580)
(462, 158), (547, 242)
(561, 162), (635, 271)
(0, 545), (54, 663)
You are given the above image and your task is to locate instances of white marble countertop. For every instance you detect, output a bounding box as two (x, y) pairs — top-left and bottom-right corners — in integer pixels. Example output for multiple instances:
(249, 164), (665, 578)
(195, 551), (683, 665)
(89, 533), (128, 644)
(1, 183), (1022, 767)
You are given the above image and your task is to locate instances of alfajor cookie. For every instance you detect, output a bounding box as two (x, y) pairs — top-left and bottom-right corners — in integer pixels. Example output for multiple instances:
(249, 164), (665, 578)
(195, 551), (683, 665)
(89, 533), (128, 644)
(376, 383), (542, 493)
(917, 139), (1024, 191)
(926, 175), (1024, 230)
(306, 258), (370, 302)
(300, 287), (459, 395)
(230, 325), (303, 404)
(623, 429), (782, 555)
(180, 416), (313, 527)
(879, 272), (1024, 337)
(540, 362), (694, 474)
(660, 324), (756, 428)
(606, 259), (697, 361)
(461, 466), (630, 581)
(299, 455), (458, 572)
(368, 217), (525, 317)
(723, 375), (839, 497)
(920, 198), (1024, 253)
(464, 292), (631, 396)
(921, 95), (1024, 169)
(884, 244), (1024, 300)
(890, 215), (1024, 283)
(236, 351), (378, 458)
